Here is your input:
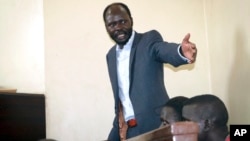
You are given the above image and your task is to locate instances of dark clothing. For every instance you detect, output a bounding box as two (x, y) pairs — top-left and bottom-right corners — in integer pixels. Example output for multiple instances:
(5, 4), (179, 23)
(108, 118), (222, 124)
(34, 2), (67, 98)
(106, 30), (188, 140)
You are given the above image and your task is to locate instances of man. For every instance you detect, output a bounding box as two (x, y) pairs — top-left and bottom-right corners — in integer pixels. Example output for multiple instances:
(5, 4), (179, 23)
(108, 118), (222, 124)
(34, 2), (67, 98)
(160, 96), (189, 127)
(103, 2), (197, 140)
(182, 94), (230, 141)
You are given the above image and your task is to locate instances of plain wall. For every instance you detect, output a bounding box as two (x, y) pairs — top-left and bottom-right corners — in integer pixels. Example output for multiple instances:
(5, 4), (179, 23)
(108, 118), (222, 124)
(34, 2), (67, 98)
(0, 0), (44, 93)
(205, 0), (250, 124)
(0, 0), (249, 140)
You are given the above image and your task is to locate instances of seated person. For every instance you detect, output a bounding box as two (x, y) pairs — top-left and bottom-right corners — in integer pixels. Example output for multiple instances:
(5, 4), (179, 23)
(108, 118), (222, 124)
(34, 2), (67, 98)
(160, 96), (189, 126)
(182, 94), (230, 141)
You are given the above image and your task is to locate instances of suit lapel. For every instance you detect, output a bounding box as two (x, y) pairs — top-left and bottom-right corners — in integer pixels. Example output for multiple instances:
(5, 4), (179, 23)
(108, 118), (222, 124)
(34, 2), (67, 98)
(129, 32), (141, 93)
(109, 32), (142, 98)
(109, 46), (119, 102)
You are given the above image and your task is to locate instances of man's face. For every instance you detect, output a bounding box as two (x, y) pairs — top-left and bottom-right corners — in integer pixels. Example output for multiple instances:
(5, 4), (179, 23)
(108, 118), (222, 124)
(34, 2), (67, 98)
(104, 5), (133, 46)
(160, 107), (181, 127)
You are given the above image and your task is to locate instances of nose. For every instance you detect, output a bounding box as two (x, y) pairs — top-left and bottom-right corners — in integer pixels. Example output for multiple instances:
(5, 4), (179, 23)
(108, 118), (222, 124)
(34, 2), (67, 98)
(114, 22), (123, 30)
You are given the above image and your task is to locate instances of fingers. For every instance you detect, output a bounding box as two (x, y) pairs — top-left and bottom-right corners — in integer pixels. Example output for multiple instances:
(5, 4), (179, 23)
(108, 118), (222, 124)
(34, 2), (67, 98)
(188, 44), (197, 63)
(181, 33), (197, 63)
(190, 43), (196, 49)
(183, 33), (190, 43)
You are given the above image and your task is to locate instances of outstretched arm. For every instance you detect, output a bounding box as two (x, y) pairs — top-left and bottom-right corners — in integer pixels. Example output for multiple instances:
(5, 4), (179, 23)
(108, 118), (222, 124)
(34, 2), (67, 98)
(181, 33), (197, 63)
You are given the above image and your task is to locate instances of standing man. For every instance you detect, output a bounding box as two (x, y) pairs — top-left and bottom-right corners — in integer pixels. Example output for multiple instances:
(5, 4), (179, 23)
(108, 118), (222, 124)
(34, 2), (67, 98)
(103, 2), (197, 140)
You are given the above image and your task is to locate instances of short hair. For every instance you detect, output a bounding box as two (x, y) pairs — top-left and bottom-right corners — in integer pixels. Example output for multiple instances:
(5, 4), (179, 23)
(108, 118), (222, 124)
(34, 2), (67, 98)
(164, 96), (189, 116)
(103, 2), (132, 22)
(184, 94), (229, 126)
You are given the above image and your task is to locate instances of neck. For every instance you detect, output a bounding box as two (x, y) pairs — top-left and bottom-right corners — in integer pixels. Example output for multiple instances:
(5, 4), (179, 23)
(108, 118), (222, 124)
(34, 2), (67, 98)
(118, 45), (124, 49)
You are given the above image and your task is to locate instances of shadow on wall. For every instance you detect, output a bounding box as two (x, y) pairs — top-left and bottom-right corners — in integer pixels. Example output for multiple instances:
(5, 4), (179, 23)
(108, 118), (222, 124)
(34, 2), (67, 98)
(228, 27), (250, 124)
(164, 63), (195, 72)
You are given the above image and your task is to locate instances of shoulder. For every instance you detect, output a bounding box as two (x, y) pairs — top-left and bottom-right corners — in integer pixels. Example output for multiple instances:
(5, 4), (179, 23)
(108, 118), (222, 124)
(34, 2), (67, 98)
(106, 45), (116, 58)
(142, 30), (161, 37)
(138, 30), (163, 42)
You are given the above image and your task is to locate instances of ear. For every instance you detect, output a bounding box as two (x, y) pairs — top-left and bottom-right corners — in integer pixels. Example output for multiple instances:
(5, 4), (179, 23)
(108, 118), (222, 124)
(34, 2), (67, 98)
(203, 119), (212, 131)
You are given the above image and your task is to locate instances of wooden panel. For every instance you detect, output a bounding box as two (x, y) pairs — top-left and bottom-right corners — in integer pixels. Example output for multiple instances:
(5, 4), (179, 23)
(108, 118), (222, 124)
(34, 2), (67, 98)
(0, 93), (46, 141)
(127, 121), (199, 141)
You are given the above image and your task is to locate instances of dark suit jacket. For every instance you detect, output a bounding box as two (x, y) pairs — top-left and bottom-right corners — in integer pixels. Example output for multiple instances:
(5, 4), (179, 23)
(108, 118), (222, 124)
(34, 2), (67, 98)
(106, 30), (188, 140)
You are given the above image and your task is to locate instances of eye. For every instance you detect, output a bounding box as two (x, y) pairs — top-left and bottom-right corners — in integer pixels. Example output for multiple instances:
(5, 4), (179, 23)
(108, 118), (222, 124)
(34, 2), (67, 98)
(108, 22), (116, 28)
(120, 20), (127, 24)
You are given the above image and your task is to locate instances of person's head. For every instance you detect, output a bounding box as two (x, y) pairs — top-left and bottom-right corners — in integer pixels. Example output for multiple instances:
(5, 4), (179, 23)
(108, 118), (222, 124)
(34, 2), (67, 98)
(182, 94), (229, 141)
(103, 3), (133, 46)
(160, 96), (189, 126)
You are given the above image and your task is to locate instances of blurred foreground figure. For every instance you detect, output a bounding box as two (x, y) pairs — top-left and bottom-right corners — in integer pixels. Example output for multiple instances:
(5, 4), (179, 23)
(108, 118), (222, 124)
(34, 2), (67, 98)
(182, 94), (230, 141)
(160, 96), (189, 126)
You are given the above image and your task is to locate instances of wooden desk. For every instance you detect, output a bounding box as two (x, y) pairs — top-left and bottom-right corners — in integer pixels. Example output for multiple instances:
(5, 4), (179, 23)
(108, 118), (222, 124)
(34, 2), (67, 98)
(0, 92), (46, 141)
(127, 121), (199, 141)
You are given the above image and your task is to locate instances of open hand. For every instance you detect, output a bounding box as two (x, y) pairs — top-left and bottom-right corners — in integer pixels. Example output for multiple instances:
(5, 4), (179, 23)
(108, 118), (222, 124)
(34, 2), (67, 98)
(181, 33), (197, 63)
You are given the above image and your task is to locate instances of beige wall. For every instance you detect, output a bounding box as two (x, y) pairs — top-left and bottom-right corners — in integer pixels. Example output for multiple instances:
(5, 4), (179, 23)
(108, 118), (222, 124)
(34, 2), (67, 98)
(0, 0), (249, 140)
(0, 0), (44, 93)
(205, 0), (250, 124)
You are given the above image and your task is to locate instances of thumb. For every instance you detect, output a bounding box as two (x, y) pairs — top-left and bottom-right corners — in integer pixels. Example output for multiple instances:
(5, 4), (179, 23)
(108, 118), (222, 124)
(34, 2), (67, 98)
(182, 33), (190, 43)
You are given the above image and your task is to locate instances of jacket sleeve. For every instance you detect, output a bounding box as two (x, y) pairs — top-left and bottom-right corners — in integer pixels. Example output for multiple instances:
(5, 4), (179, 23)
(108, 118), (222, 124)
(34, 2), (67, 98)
(147, 30), (188, 67)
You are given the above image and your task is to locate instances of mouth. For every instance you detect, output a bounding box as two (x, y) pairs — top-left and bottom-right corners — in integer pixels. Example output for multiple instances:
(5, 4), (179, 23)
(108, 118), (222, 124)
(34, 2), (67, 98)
(115, 31), (127, 40)
(117, 33), (126, 40)
(110, 29), (132, 45)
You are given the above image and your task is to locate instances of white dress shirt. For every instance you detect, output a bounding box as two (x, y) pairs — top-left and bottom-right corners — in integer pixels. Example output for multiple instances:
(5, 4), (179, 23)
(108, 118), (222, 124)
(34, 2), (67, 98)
(116, 31), (188, 121)
(116, 31), (135, 122)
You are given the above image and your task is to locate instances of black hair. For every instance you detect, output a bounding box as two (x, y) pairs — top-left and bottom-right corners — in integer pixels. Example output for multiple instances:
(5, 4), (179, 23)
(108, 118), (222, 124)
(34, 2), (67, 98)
(184, 94), (229, 126)
(164, 96), (189, 118)
(103, 2), (132, 22)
